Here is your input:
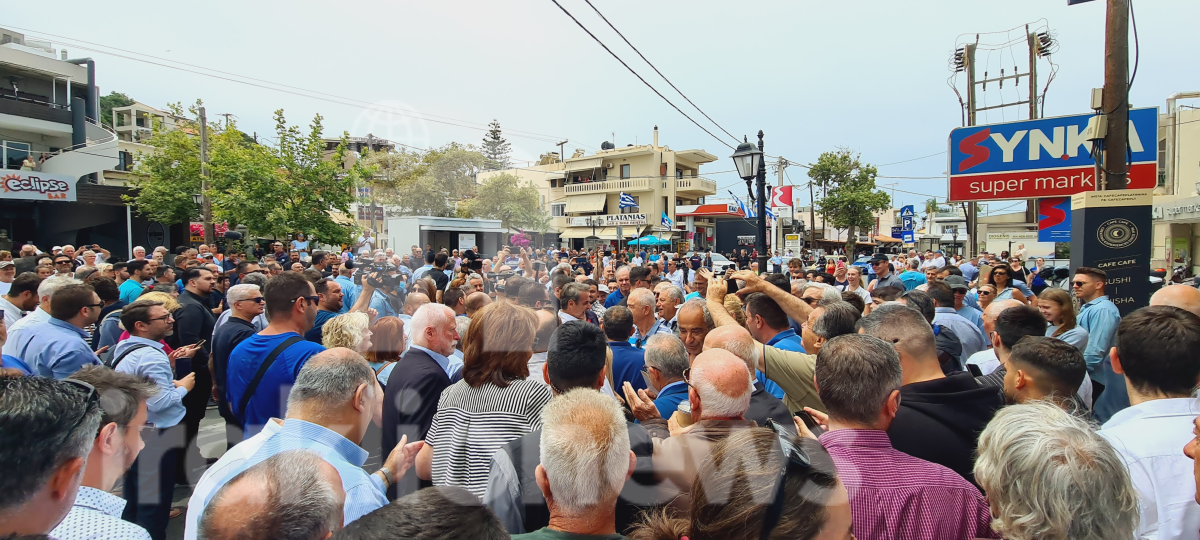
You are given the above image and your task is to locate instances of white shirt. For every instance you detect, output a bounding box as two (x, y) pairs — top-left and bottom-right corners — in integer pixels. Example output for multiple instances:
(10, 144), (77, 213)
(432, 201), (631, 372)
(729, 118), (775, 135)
(1099, 398), (1200, 540)
(51, 486), (151, 540)
(631, 256), (644, 266)
(666, 269), (684, 289)
(966, 348), (999, 375)
(559, 311), (580, 324)
(184, 418), (284, 540)
(2, 306), (50, 357)
(0, 281), (10, 297)
(0, 295), (23, 329)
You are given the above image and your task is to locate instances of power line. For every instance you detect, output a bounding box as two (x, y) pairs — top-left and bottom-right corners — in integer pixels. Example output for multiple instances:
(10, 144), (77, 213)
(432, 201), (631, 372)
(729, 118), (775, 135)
(581, 0), (739, 144)
(877, 151), (946, 167)
(547, 0), (734, 150)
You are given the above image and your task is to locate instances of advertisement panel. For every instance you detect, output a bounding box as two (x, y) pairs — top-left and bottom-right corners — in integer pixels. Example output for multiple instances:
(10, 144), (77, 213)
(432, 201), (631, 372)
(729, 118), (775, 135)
(947, 108), (1157, 202)
(1037, 197), (1072, 242)
(0, 171), (77, 202)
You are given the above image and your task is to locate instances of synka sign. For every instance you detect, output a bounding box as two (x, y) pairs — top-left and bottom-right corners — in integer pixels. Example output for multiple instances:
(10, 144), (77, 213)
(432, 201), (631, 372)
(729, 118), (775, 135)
(569, 214), (647, 227)
(1, 172), (76, 201)
(947, 108), (1158, 202)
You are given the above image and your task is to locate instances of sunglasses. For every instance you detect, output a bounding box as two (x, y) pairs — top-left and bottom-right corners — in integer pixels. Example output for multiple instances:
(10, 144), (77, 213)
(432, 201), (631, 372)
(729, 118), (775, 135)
(55, 379), (99, 453)
(979, 291), (994, 296)
(992, 271), (1008, 276)
(238, 297), (266, 304)
(1072, 281), (1087, 287)
(295, 295), (320, 306)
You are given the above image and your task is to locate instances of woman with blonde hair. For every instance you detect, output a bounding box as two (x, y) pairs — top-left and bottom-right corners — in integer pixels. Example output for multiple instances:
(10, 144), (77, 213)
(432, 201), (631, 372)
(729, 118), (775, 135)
(364, 316), (405, 386)
(116, 291), (181, 353)
(415, 301), (553, 498)
(321, 312), (372, 353)
(1037, 288), (1089, 352)
(95, 262), (115, 280)
(977, 284), (998, 312)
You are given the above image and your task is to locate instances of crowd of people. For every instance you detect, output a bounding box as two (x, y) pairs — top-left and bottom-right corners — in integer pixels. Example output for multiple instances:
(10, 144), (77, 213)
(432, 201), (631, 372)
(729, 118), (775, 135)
(2, 237), (1200, 540)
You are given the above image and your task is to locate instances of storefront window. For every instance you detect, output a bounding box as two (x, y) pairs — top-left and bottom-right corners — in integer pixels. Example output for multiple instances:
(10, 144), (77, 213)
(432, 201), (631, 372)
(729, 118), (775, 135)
(2, 141), (31, 170)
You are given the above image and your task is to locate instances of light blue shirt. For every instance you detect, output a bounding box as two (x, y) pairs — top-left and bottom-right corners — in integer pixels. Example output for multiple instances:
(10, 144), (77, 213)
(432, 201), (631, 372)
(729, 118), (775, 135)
(193, 419), (388, 529)
(959, 262), (979, 282)
(15, 317), (99, 379)
(1077, 296), (1121, 375)
(410, 344), (461, 378)
(335, 276), (360, 314)
(1047, 325), (1089, 352)
(629, 318), (672, 348)
(368, 289), (398, 319)
(957, 304), (985, 334)
(113, 336), (188, 429)
(934, 307), (988, 367)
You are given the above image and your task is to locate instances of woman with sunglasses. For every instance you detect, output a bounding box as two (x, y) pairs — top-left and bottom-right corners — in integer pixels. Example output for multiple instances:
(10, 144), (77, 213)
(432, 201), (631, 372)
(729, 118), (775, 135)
(986, 263), (1027, 304)
(977, 284), (998, 312)
(1037, 288), (1089, 352)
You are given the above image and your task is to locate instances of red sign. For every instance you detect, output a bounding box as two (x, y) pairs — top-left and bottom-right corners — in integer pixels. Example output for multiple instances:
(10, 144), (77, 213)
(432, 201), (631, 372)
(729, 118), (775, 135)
(948, 162), (1155, 202)
(770, 186), (794, 207)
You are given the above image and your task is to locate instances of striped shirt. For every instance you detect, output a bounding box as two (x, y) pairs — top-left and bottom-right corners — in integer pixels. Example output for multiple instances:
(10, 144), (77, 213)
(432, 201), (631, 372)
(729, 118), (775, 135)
(427, 379), (553, 498)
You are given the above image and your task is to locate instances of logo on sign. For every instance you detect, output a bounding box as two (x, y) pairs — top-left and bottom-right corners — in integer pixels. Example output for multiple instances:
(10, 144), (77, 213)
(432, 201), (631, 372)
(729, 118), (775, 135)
(1097, 218), (1138, 249)
(2, 173), (70, 197)
(1037, 197), (1071, 242)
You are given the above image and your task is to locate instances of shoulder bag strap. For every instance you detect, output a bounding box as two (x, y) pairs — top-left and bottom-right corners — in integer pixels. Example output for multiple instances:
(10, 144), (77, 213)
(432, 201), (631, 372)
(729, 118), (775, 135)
(237, 336), (304, 420)
(108, 343), (151, 369)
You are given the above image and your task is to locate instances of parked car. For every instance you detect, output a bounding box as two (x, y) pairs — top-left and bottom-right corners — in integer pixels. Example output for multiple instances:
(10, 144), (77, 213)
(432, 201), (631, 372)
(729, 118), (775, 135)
(684, 252), (736, 273)
(807, 254), (846, 272)
(852, 255), (876, 276)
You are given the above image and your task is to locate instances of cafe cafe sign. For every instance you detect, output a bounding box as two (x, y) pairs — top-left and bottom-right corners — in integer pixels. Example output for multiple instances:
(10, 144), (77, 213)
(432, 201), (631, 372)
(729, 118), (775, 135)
(570, 214), (647, 227)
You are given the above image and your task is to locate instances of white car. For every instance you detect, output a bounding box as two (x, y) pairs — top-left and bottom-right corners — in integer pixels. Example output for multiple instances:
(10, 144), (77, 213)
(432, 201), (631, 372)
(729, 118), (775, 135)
(684, 252), (736, 273)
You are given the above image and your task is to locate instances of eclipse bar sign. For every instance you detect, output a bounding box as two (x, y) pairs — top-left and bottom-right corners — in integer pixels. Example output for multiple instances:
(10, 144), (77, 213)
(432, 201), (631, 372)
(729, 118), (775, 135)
(947, 108), (1158, 202)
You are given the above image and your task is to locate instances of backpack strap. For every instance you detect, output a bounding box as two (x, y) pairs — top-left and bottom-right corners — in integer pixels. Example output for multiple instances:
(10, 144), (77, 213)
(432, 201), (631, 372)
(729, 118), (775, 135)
(236, 336), (305, 421)
(107, 343), (151, 369)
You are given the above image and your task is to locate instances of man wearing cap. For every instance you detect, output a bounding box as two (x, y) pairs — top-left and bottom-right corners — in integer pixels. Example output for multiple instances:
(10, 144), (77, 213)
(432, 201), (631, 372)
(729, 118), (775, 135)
(866, 253), (903, 291)
(945, 275), (985, 333)
(0, 260), (16, 296)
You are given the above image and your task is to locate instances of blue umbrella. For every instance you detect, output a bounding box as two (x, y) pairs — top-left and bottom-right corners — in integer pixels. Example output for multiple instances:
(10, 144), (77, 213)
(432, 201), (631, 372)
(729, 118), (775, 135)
(629, 235), (670, 246)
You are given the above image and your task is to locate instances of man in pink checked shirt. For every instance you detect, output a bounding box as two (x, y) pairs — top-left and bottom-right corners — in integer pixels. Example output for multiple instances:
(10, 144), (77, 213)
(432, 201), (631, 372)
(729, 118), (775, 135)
(798, 333), (996, 540)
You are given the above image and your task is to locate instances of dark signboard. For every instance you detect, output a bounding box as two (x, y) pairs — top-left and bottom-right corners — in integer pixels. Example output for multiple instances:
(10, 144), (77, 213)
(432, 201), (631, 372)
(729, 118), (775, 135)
(1069, 190), (1153, 316)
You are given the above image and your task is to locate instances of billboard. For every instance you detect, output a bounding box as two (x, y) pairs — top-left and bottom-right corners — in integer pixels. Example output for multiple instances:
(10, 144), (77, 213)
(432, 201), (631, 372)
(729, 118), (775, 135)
(0, 171), (77, 202)
(1037, 197), (1072, 242)
(947, 108), (1158, 202)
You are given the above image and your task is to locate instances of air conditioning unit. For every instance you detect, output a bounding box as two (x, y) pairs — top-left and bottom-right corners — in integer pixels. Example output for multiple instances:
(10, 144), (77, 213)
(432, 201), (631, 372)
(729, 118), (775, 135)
(857, 235), (872, 243)
(605, 163), (614, 169)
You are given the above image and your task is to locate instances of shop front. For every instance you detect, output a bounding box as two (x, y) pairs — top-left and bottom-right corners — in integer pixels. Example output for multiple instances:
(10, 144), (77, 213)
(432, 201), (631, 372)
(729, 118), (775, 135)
(1151, 195), (1200, 277)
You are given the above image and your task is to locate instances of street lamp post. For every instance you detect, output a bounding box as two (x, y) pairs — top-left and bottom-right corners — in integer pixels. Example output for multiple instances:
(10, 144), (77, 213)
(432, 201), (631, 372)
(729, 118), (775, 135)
(731, 131), (767, 273)
(191, 193), (204, 245)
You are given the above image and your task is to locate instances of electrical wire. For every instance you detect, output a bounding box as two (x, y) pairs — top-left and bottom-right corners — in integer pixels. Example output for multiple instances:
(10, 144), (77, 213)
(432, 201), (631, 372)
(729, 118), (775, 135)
(1128, 0), (1139, 92)
(581, 0), (739, 144)
(878, 152), (946, 167)
(547, 0), (734, 150)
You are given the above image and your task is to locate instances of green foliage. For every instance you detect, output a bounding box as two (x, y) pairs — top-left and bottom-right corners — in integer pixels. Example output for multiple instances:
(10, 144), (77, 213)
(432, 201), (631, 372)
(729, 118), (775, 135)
(481, 119), (512, 170)
(808, 149), (891, 253)
(124, 101), (203, 225)
(99, 91), (136, 129)
(461, 173), (549, 232)
(360, 143), (488, 217)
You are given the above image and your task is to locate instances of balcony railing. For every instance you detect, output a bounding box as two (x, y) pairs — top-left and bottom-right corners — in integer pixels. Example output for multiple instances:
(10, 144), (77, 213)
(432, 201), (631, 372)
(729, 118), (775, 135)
(0, 94), (71, 124)
(563, 176), (718, 195)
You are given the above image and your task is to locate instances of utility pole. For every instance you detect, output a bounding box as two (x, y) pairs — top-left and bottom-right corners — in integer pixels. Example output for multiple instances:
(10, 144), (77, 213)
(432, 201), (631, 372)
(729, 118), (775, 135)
(367, 133), (377, 242)
(216, 112), (236, 129)
(1102, 0), (1130, 190)
(199, 106), (214, 246)
(773, 157), (786, 259)
(808, 179), (817, 253)
(966, 41), (978, 258)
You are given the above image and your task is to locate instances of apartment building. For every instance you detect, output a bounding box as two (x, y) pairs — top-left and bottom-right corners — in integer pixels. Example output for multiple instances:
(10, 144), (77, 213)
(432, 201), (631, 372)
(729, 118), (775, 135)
(100, 102), (186, 185)
(478, 126), (718, 250)
(0, 27), (131, 254)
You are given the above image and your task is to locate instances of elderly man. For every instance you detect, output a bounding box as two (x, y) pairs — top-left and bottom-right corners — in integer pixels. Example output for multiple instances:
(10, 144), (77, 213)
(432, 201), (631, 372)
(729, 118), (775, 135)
(858, 303), (1005, 487)
(197, 450), (346, 540)
(675, 299), (713, 361)
(811, 334), (994, 540)
(651, 348), (756, 509)
(12, 283), (102, 378)
(1151, 284), (1200, 317)
(185, 349), (424, 539)
(382, 304), (459, 495)
(627, 288), (670, 347)
(700, 325), (792, 430)
(211, 283), (265, 447)
(683, 267), (708, 302)
(0, 376), (103, 536)
(465, 291), (491, 317)
(638, 333), (690, 418)
(944, 275), (984, 333)
(50, 367), (157, 540)
(654, 283), (684, 332)
(602, 306), (647, 394)
(509, 389), (635, 540)
(604, 266), (631, 308)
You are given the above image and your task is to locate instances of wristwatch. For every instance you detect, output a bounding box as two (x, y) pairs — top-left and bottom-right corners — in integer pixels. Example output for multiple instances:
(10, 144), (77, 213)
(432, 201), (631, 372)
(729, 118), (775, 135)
(377, 466), (395, 486)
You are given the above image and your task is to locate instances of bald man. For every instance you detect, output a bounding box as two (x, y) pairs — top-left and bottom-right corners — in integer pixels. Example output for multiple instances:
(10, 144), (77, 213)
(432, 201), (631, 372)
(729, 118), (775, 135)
(464, 291), (492, 317)
(1151, 285), (1200, 318)
(703, 326), (793, 432)
(651, 348), (756, 510)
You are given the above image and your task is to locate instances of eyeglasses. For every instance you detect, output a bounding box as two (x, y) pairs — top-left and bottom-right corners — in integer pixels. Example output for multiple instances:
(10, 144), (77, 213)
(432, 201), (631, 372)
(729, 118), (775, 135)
(295, 295), (320, 306)
(85, 302), (104, 309)
(55, 378), (99, 450)
(147, 314), (173, 323)
(760, 419), (813, 540)
(55, 260), (72, 265)
(238, 296), (265, 304)
(1072, 281), (1087, 287)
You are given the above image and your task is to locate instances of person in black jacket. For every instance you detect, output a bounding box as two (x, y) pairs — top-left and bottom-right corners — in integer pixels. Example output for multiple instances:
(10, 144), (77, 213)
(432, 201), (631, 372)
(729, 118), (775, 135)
(482, 320), (658, 535)
(382, 303), (458, 498)
(858, 303), (1004, 487)
(170, 266), (217, 478)
(702, 325), (795, 433)
(210, 283), (264, 449)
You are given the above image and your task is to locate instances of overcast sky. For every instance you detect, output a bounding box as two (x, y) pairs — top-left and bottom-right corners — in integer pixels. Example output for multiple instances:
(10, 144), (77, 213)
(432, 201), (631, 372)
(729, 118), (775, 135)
(5, 0), (1198, 210)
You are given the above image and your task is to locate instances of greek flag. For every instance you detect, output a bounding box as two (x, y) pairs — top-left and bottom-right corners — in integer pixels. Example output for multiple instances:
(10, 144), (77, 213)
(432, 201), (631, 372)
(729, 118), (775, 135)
(618, 192), (637, 209)
(728, 190), (755, 218)
(765, 206), (776, 226)
(661, 212), (674, 228)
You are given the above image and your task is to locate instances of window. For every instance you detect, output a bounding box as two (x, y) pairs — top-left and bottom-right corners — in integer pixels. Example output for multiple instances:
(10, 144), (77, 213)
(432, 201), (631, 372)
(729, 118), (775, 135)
(552, 203), (566, 217)
(621, 195), (640, 214)
(116, 150), (132, 171)
(2, 141), (31, 170)
(621, 164), (630, 179)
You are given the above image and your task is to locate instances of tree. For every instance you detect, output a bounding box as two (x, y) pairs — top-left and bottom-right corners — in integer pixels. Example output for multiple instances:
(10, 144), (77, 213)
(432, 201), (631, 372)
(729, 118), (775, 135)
(461, 173), (549, 231)
(124, 101), (205, 225)
(808, 149), (891, 254)
(481, 119), (512, 170)
(99, 91), (136, 129)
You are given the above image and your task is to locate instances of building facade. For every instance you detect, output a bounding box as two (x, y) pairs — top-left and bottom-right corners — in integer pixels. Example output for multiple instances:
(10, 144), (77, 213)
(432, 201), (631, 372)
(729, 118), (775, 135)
(478, 127), (718, 250)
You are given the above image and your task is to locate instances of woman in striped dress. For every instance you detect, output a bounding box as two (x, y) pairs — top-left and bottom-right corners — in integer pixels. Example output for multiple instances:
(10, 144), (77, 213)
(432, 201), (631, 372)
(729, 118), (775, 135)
(414, 301), (553, 499)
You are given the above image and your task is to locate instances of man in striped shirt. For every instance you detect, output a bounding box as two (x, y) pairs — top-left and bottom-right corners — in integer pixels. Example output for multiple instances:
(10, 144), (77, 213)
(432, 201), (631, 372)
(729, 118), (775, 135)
(811, 334), (996, 540)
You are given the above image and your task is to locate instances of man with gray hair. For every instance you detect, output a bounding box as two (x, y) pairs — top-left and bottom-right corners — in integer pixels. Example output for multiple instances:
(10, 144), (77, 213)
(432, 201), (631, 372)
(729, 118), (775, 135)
(675, 298), (713, 361)
(701, 325), (792, 431)
(651, 348), (756, 509)
(811, 334), (993, 540)
(185, 348), (424, 539)
(627, 288), (670, 348)
(512, 389), (636, 539)
(654, 283), (684, 332)
(212, 283), (266, 447)
(558, 282), (590, 324)
(198, 449), (346, 540)
(0, 375), (103, 536)
(640, 333), (690, 418)
(2, 274), (79, 358)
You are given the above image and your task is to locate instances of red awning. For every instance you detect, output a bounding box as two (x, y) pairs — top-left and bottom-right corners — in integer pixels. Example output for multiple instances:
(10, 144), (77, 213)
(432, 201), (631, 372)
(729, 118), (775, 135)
(676, 203), (742, 217)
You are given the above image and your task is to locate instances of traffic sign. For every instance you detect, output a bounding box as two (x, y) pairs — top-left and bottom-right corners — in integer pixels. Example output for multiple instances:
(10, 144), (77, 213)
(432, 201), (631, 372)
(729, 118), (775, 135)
(900, 205), (915, 217)
(901, 230), (915, 244)
(948, 107), (1158, 202)
(901, 215), (915, 230)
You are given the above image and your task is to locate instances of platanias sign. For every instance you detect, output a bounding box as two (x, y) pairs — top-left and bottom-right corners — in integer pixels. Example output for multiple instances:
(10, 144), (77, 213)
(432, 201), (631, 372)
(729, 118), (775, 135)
(946, 108), (1158, 202)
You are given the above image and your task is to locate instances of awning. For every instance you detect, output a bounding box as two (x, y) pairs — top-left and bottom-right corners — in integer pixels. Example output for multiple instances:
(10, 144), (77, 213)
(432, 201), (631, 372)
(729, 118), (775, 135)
(873, 235), (902, 243)
(565, 194), (607, 213)
(564, 157), (603, 172)
(559, 227), (621, 240)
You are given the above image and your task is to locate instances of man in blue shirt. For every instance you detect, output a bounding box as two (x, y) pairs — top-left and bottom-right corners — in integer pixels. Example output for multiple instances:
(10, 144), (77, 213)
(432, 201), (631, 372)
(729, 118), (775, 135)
(959, 257), (979, 283)
(1074, 267), (1125, 423)
(226, 272), (327, 437)
(334, 264), (360, 314)
(946, 276), (985, 333)
(602, 306), (647, 393)
(897, 258), (927, 291)
(738, 293), (792, 398)
(119, 260), (152, 305)
(187, 349), (424, 539)
(641, 332), (690, 418)
(15, 283), (103, 379)
(604, 266), (631, 308)
(111, 299), (201, 539)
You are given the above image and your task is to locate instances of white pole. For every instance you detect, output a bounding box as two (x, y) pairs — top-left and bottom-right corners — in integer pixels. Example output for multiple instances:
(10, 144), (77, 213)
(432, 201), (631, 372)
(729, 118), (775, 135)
(126, 205), (133, 258)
